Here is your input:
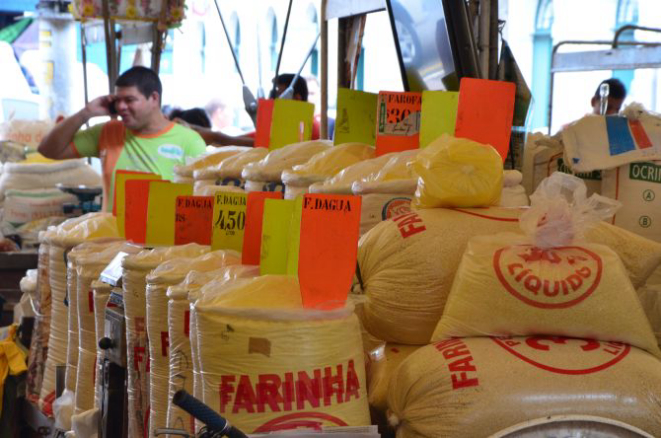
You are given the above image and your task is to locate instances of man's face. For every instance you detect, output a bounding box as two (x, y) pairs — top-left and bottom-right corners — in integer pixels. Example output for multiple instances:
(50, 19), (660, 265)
(591, 96), (624, 115)
(114, 85), (160, 131)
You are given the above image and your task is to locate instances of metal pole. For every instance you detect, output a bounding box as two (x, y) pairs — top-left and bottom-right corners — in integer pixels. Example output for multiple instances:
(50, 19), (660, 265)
(271, 0), (294, 97)
(212, 0), (246, 84)
(320, 0), (328, 139)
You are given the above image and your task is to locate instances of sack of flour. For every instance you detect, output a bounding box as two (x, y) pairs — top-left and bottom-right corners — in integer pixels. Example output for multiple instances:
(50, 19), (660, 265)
(358, 202), (661, 345)
(412, 135), (503, 208)
(167, 265), (259, 435)
(173, 147), (245, 182)
(145, 250), (241, 436)
(433, 172), (661, 358)
(367, 344), (420, 412)
(281, 142), (375, 199)
(194, 275), (370, 433)
(242, 140), (331, 194)
(388, 336), (661, 437)
(217, 147), (269, 188)
(309, 153), (395, 195)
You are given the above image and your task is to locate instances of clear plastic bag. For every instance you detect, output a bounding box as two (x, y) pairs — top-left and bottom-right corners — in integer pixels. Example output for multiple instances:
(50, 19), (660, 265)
(520, 172), (621, 248)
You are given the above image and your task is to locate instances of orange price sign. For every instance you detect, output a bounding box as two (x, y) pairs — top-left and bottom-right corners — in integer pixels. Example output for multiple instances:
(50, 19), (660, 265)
(298, 194), (362, 309)
(454, 77), (516, 162)
(242, 191), (283, 265)
(124, 179), (164, 244)
(174, 196), (214, 245)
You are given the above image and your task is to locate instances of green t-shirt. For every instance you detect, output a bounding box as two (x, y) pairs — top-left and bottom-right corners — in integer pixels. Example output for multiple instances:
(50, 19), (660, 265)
(73, 120), (206, 211)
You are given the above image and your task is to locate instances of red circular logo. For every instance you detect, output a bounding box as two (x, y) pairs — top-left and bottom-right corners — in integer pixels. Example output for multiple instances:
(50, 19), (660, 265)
(493, 245), (603, 309)
(382, 197), (412, 220)
(492, 336), (630, 375)
(254, 412), (348, 433)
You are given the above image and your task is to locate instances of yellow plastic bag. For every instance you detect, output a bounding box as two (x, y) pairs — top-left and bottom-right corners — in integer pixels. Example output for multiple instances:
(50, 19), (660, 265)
(413, 134), (503, 208)
(281, 142), (376, 187)
(0, 325), (27, 417)
(242, 140), (332, 182)
(195, 275), (370, 433)
(167, 265), (259, 435)
(388, 337), (661, 437)
(145, 250), (241, 437)
(121, 243), (209, 438)
(309, 153), (395, 195)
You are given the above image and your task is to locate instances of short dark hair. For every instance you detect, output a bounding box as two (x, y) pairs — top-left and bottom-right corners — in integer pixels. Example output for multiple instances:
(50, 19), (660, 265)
(115, 66), (163, 101)
(269, 74), (309, 101)
(168, 107), (211, 128)
(594, 78), (627, 100)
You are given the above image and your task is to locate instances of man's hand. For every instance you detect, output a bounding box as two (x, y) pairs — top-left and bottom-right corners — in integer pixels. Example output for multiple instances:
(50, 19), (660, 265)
(84, 94), (117, 119)
(37, 96), (116, 160)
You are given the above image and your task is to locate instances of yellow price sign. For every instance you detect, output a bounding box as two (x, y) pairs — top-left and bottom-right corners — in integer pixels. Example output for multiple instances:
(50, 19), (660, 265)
(211, 192), (247, 251)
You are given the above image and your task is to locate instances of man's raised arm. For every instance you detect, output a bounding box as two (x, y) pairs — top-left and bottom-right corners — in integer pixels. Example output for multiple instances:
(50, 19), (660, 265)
(38, 95), (115, 159)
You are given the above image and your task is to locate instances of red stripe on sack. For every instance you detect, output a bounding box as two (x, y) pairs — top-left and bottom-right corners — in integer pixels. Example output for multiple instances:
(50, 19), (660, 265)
(629, 119), (652, 149)
(89, 291), (94, 313)
(453, 208), (521, 222)
(184, 310), (190, 338)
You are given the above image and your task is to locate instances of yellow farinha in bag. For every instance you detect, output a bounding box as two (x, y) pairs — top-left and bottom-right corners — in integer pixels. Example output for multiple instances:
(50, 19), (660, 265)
(121, 243), (209, 438)
(412, 135), (503, 209)
(194, 275), (370, 433)
(434, 172), (661, 358)
(145, 250), (241, 437)
(388, 337), (661, 438)
(432, 233), (661, 358)
(167, 265), (259, 435)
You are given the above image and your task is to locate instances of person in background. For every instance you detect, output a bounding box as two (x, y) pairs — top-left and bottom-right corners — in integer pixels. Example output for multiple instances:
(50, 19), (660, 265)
(591, 78), (627, 115)
(268, 73), (322, 140)
(37, 66), (206, 212)
(205, 98), (233, 132)
(169, 107), (212, 128)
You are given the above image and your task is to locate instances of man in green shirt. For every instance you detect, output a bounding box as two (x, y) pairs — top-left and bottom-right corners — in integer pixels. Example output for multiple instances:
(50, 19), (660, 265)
(38, 66), (206, 211)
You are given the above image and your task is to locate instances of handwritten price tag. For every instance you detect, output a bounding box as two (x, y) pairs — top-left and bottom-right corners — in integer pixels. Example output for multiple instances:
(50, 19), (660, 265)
(211, 192), (247, 251)
(376, 91), (422, 155)
(174, 196), (214, 245)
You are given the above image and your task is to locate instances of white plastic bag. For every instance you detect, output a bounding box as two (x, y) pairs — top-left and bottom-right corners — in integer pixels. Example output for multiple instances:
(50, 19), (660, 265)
(520, 172), (621, 248)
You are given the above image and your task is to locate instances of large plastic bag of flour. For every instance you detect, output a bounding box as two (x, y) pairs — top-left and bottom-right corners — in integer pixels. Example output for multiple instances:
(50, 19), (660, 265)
(638, 284), (661, 347)
(193, 184), (244, 197)
(357, 207), (522, 344)
(358, 203), (661, 345)
(121, 243), (209, 438)
(433, 173), (661, 358)
(167, 265), (259, 435)
(26, 234), (51, 402)
(0, 159), (101, 201)
(73, 241), (139, 414)
(367, 344), (419, 413)
(281, 143), (375, 199)
(562, 107), (661, 173)
(242, 140), (332, 193)
(521, 132), (602, 197)
(3, 188), (77, 228)
(388, 336), (661, 438)
(39, 213), (119, 415)
(145, 250), (241, 437)
(65, 241), (122, 401)
(602, 160), (661, 242)
(194, 275), (370, 433)
(215, 147), (269, 188)
(352, 150), (421, 236)
(309, 153), (395, 195)
(173, 147), (245, 182)
(92, 280), (112, 409)
(412, 135), (503, 208)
